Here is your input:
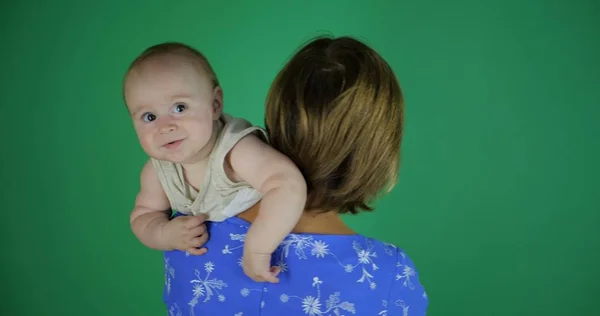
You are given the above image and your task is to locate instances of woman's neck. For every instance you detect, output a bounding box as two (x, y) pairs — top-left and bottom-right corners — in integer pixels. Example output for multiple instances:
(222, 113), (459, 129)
(237, 202), (356, 235)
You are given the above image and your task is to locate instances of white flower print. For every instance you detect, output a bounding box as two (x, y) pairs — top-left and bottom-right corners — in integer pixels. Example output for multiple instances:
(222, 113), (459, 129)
(379, 300), (388, 315)
(357, 250), (372, 264)
(311, 240), (330, 258)
(395, 256), (416, 290)
(357, 267), (374, 285)
(349, 241), (378, 289)
(394, 300), (410, 316)
(302, 296), (321, 315)
(378, 299), (409, 316)
(280, 277), (356, 315)
(312, 277), (323, 287)
(188, 261), (228, 313)
(276, 236), (381, 291)
(380, 253), (422, 315)
(204, 262), (215, 273)
(281, 235), (315, 260)
(277, 259), (289, 272)
(222, 233), (250, 270)
(383, 242), (396, 256)
(168, 303), (182, 316)
(239, 287), (266, 298)
(162, 216), (427, 315)
(280, 294), (289, 303)
(222, 233), (246, 254)
(223, 232), (335, 275)
(344, 264), (354, 273)
(230, 233), (246, 241)
(240, 288), (250, 297)
(164, 257), (175, 295)
(275, 236), (333, 274)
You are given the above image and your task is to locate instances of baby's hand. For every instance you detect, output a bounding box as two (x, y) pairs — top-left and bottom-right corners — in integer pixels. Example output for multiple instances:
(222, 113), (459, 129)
(242, 249), (281, 283)
(160, 215), (209, 255)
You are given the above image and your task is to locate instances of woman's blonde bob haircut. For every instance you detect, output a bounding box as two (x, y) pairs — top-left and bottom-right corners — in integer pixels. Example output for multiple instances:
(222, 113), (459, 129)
(265, 36), (404, 214)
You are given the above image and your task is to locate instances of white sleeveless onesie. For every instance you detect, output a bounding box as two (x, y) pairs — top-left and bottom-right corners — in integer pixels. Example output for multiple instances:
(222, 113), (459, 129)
(150, 113), (267, 221)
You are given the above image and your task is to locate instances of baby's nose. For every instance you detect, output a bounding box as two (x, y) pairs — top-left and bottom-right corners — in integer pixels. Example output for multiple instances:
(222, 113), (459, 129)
(159, 121), (177, 133)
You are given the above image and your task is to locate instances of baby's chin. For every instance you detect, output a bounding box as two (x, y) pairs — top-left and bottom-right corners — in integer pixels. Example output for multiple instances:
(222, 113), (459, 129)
(153, 154), (186, 163)
(159, 150), (203, 165)
(145, 149), (183, 163)
(147, 143), (207, 164)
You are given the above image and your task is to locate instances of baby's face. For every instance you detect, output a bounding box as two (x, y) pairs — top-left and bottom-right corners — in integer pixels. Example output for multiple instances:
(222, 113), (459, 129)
(124, 60), (221, 164)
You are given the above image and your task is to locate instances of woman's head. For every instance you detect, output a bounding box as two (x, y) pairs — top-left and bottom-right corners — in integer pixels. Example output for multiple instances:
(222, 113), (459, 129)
(265, 36), (404, 215)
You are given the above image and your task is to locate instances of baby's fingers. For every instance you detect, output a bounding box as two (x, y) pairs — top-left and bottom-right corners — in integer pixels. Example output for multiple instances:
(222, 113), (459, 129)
(186, 247), (207, 256)
(270, 266), (281, 277)
(188, 233), (209, 249)
(259, 268), (280, 284)
(189, 224), (207, 238)
(263, 274), (279, 284)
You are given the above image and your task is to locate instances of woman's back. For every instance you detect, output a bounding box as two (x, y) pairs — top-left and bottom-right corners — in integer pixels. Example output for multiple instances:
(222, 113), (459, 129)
(164, 35), (429, 315)
(164, 215), (428, 315)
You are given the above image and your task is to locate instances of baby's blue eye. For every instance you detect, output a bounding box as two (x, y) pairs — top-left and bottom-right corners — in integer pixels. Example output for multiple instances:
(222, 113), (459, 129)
(142, 113), (156, 122)
(173, 103), (187, 113)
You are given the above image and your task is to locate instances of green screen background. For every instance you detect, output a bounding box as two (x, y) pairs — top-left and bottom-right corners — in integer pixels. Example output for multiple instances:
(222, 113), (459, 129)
(1, 1), (598, 315)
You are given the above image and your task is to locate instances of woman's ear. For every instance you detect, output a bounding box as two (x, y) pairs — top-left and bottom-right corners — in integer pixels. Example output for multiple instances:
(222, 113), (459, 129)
(212, 86), (224, 120)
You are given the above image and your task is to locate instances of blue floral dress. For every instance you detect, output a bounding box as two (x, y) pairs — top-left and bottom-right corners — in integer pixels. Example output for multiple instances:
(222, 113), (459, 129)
(163, 214), (428, 315)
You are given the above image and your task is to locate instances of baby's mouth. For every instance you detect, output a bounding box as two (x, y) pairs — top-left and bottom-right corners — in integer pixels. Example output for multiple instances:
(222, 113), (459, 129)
(163, 139), (184, 149)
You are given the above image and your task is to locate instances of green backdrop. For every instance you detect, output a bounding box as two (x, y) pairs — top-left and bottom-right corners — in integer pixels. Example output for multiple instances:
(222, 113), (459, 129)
(1, 1), (598, 315)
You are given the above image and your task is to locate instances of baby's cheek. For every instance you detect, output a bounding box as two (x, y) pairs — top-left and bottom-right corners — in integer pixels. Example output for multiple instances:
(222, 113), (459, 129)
(187, 120), (212, 140)
(139, 134), (157, 154)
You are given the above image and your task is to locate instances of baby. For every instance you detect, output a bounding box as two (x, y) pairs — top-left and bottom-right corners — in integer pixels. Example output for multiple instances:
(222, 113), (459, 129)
(123, 42), (307, 283)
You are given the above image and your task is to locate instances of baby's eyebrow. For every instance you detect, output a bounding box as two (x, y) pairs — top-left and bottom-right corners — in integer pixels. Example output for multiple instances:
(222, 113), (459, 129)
(169, 94), (193, 101)
(130, 106), (146, 118)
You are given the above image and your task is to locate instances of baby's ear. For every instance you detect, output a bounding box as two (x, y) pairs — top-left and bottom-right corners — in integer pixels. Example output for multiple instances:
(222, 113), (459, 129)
(212, 86), (224, 119)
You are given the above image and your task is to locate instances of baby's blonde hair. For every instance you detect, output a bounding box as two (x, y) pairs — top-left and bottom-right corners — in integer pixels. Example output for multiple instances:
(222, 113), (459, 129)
(123, 42), (220, 96)
(265, 36), (404, 214)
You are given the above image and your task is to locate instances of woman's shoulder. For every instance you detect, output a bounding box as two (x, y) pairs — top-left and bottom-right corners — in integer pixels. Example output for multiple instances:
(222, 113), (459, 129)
(210, 216), (424, 278)
(207, 217), (428, 315)
(165, 217), (427, 315)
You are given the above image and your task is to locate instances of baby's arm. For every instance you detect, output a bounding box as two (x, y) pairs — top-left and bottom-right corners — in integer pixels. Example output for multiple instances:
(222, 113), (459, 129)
(228, 134), (307, 281)
(130, 161), (208, 254)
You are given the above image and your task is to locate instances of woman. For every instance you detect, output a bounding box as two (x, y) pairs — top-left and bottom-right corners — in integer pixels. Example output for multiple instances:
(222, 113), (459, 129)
(163, 35), (428, 316)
